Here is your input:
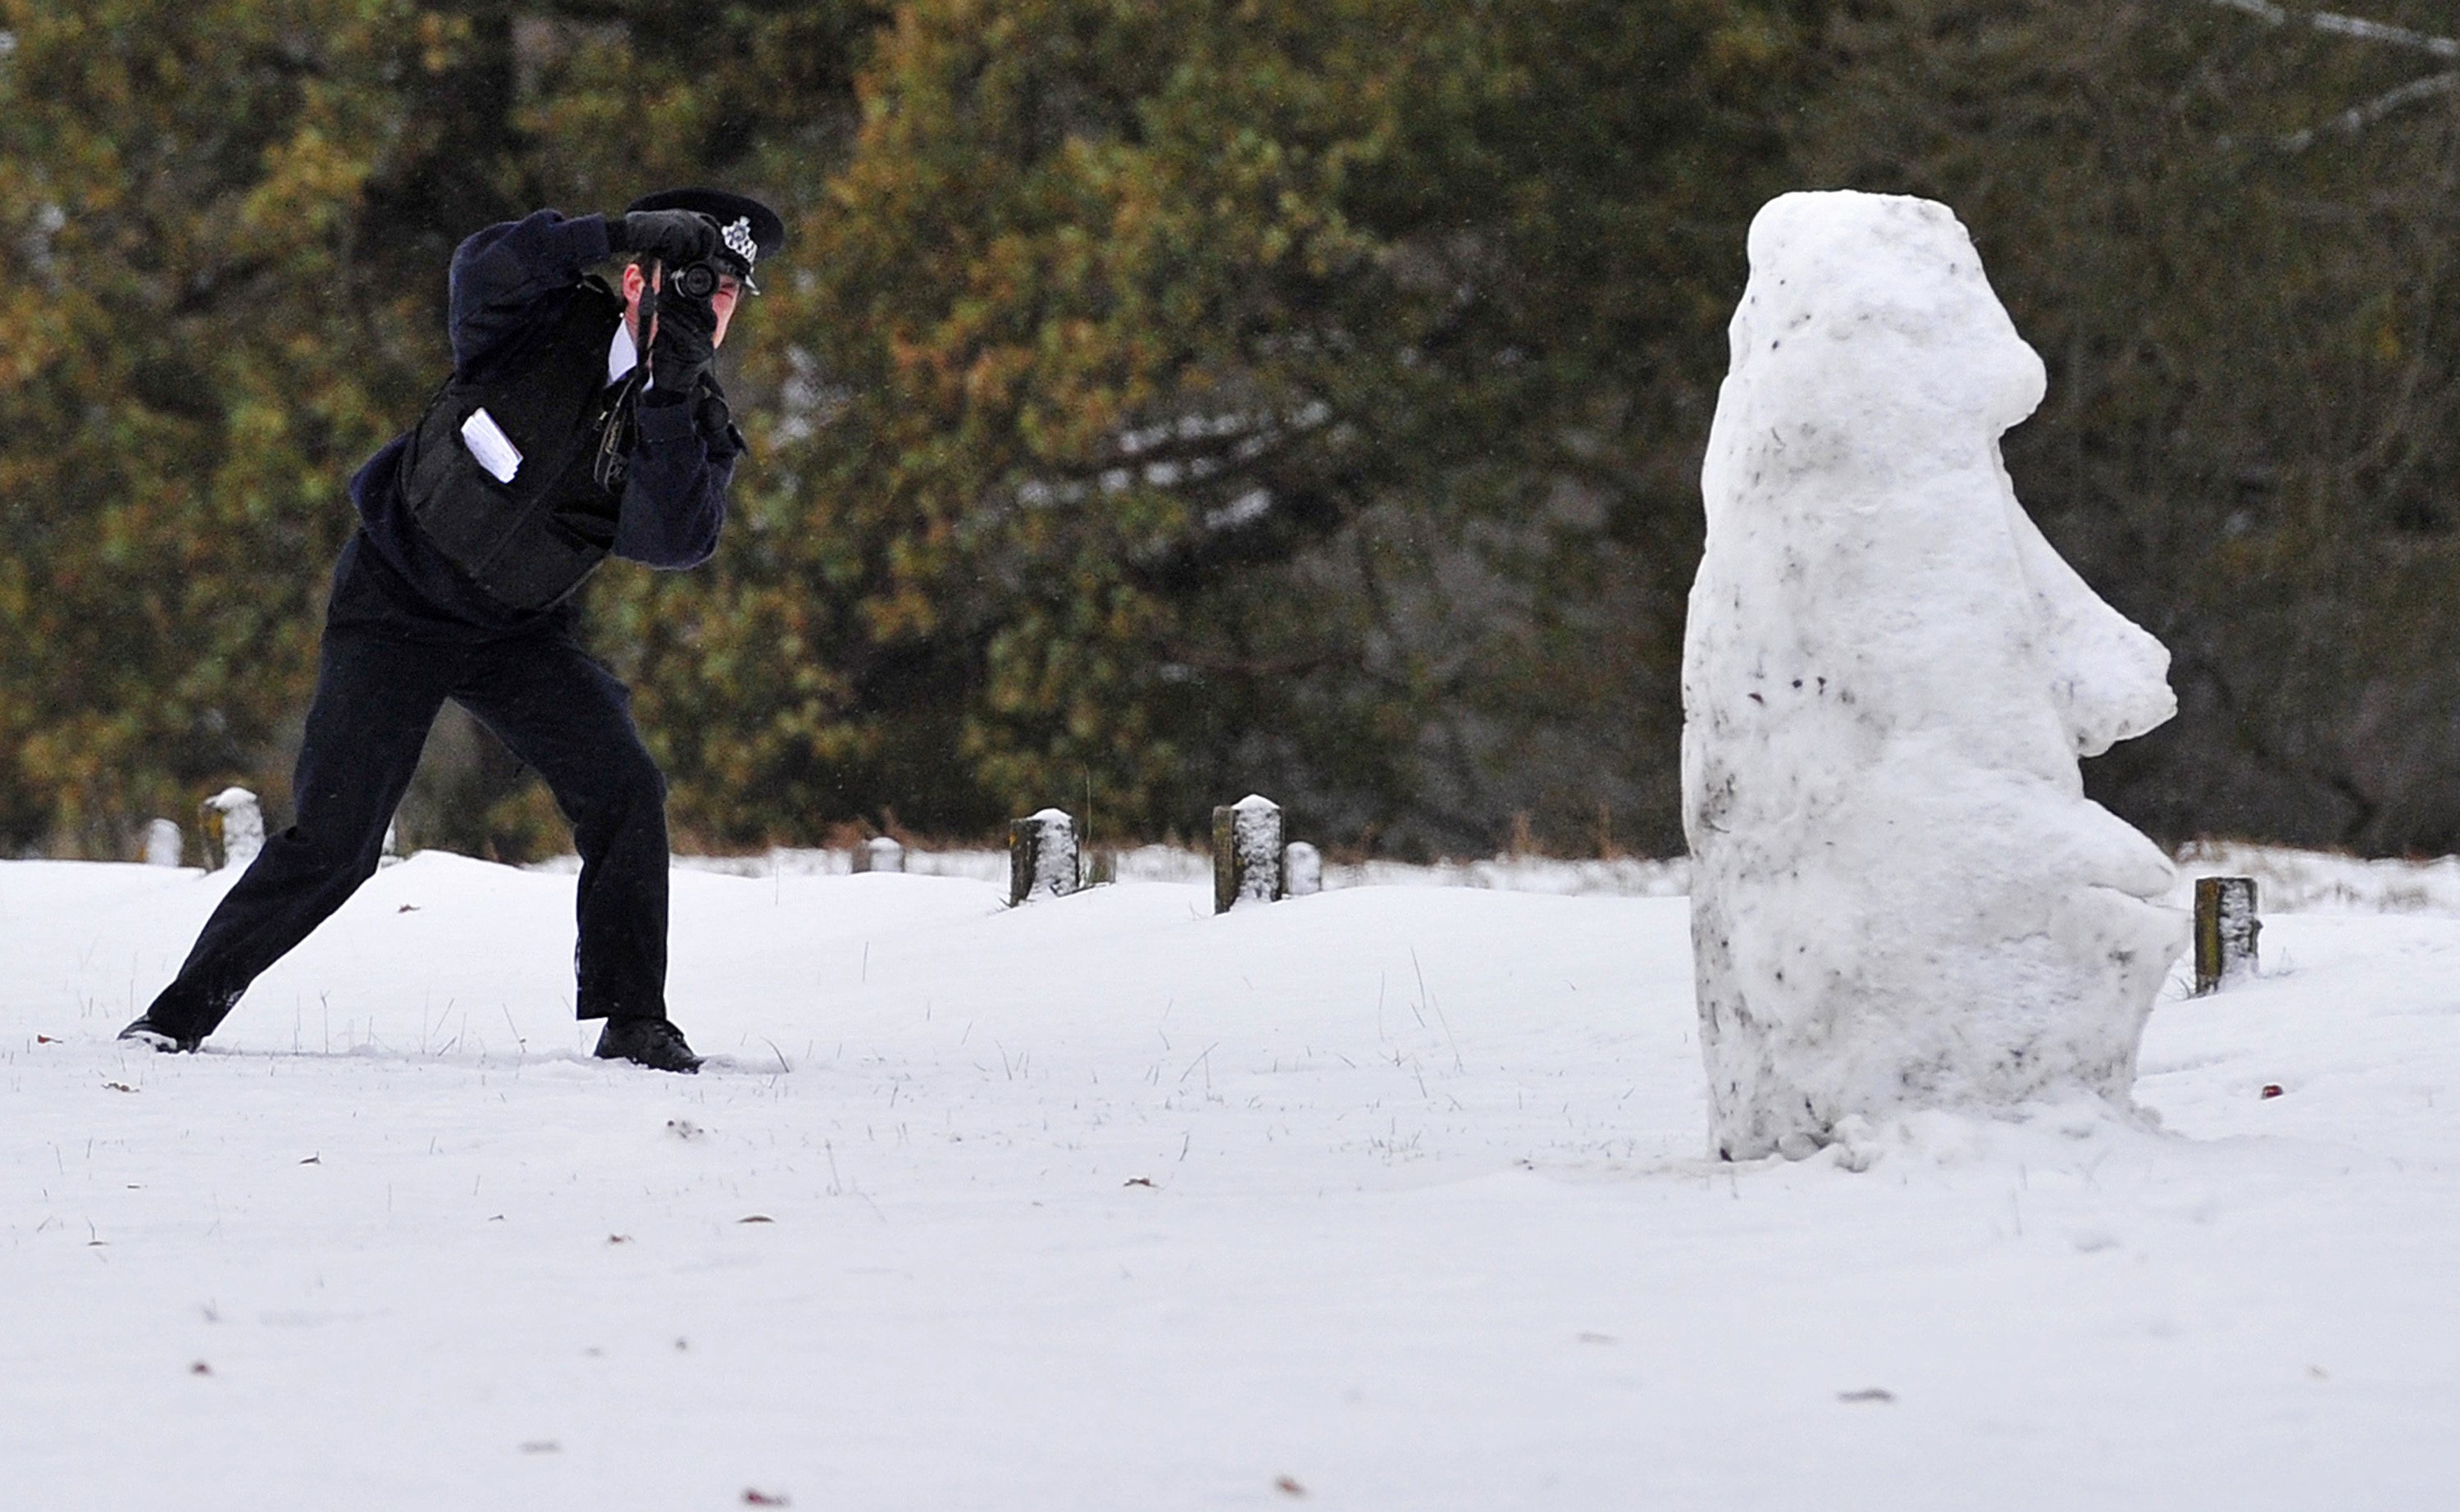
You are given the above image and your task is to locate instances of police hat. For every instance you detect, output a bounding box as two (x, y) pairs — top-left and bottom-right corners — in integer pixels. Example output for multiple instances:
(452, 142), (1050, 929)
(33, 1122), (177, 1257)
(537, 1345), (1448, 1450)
(624, 188), (784, 292)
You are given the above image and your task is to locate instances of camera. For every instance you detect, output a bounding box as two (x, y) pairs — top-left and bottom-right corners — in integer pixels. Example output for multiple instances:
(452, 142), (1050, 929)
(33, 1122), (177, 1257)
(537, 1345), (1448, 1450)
(670, 261), (719, 301)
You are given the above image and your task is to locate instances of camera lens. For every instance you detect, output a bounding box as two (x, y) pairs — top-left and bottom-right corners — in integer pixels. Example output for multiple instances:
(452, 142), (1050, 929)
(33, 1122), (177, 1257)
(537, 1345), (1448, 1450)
(676, 263), (718, 300)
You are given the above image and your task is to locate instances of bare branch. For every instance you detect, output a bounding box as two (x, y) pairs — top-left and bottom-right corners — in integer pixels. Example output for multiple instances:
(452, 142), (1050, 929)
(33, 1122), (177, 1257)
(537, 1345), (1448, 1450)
(2278, 69), (2460, 148)
(2198, 0), (2460, 61)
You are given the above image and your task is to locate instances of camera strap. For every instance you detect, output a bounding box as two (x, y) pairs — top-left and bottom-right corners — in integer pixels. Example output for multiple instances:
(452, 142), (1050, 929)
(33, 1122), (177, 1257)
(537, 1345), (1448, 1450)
(636, 257), (663, 389)
(591, 367), (646, 493)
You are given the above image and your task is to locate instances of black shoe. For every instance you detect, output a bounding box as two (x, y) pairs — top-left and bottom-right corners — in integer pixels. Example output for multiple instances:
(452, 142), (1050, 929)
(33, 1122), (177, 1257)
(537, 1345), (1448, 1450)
(593, 1017), (703, 1073)
(118, 1015), (200, 1053)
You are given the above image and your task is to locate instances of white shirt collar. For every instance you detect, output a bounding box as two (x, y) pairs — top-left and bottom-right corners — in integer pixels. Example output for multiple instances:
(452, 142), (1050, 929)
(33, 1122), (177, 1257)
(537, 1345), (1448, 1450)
(608, 321), (638, 385)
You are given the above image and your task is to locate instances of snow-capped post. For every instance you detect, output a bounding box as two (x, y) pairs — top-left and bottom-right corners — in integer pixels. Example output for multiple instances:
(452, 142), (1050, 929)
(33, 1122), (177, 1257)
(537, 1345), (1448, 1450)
(1007, 808), (1079, 905)
(855, 836), (906, 874)
(2193, 877), (2260, 994)
(198, 788), (264, 872)
(143, 818), (183, 868)
(1683, 191), (2189, 1163)
(1282, 841), (1323, 897)
(1212, 795), (1284, 913)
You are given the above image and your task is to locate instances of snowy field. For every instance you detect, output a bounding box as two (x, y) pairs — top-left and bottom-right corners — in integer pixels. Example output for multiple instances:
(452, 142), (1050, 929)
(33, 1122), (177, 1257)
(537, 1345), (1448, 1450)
(4, 852), (2457, 1509)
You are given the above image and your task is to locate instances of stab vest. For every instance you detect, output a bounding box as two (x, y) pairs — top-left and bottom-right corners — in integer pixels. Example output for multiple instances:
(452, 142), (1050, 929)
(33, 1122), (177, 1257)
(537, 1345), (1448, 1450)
(398, 285), (632, 613)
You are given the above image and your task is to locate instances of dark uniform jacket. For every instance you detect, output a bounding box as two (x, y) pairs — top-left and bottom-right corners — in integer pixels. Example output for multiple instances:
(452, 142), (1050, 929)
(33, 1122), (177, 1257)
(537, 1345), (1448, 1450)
(344, 210), (736, 636)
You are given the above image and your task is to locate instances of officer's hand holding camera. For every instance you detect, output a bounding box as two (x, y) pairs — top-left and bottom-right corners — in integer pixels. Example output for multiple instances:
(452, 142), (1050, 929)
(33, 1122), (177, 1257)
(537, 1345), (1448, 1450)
(649, 280), (719, 398)
(615, 207), (720, 267)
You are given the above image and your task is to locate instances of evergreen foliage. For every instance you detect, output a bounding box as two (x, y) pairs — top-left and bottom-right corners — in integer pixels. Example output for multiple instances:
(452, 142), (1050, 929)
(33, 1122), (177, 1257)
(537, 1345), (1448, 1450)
(4, 0), (2457, 858)
(626, 0), (1810, 851)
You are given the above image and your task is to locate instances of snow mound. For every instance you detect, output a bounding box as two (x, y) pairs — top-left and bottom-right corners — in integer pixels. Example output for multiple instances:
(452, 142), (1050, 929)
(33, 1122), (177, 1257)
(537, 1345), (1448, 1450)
(1683, 190), (2188, 1162)
(1804, 1093), (2164, 1174)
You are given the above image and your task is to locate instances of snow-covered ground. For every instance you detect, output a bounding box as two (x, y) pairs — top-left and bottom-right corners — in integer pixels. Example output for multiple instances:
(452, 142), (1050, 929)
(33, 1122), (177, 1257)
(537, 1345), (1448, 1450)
(4, 852), (2456, 1509)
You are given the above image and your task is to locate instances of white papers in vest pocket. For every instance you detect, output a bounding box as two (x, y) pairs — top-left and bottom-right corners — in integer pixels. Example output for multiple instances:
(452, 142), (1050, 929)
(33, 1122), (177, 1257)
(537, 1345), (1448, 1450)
(458, 407), (522, 484)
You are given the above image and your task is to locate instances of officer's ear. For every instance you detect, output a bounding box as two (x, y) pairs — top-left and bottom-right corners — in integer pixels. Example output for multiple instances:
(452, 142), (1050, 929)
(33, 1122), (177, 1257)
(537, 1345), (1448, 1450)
(616, 261), (651, 339)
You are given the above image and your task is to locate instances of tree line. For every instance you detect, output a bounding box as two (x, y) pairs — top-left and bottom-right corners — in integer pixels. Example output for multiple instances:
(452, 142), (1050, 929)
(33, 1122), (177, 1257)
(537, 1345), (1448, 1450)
(3, 0), (2455, 862)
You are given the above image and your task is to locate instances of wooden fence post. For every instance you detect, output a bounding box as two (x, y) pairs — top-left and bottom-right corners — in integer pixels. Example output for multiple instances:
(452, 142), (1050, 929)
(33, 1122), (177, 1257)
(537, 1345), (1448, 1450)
(1212, 795), (1284, 913)
(2194, 876), (2260, 994)
(1009, 809), (1080, 904)
(198, 787), (263, 872)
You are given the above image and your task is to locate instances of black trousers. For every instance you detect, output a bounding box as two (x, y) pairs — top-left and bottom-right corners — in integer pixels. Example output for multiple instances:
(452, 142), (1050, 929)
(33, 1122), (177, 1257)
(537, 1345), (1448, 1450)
(147, 538), (672, 1041)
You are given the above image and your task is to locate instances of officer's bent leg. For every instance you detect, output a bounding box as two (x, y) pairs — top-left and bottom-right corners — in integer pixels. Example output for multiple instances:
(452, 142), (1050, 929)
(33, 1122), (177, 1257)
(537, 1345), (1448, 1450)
(145, 628), (455, 1041)
(454, 634), (670, 1022)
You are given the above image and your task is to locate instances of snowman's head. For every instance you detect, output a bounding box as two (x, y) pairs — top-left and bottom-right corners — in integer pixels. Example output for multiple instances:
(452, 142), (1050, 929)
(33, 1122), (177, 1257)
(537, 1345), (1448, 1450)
(1729, 192), (2045, 449)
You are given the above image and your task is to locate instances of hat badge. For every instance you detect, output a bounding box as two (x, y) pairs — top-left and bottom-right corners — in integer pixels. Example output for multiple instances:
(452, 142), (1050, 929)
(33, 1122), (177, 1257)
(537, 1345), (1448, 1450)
(722, 216), (758, 266)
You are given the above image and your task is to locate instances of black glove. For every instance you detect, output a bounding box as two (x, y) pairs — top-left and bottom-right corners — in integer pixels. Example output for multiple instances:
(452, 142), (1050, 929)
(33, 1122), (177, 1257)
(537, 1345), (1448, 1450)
(613, 208), (718, 266)
(648, 280), (718, 397)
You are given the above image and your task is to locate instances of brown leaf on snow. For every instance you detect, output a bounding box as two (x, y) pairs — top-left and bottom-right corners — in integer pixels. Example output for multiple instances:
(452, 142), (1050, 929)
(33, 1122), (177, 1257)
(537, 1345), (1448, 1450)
(742, 1491), (791, 1506)
(103, 1082), (138, 1093)
(189, 1361), (212, 1376)
(736, 1214), (775, 1224)
(1123, 1177), (1158, 1188)
(1275, 1476), (1308, 1497)
(607, 1234), (632, 1245)
(2261, 1084), (2285, 1099)
(36, 1034), (60, 1044)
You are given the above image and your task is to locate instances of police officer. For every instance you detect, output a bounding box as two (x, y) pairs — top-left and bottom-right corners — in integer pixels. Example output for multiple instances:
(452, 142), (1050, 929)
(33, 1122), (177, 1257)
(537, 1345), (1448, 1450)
(119, 189), (785, 1073)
